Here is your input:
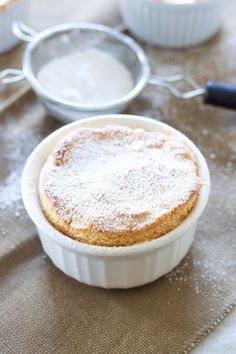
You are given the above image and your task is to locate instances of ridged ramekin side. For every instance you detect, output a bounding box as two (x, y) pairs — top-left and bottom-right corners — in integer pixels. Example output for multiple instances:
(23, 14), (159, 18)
(38, 225), (195, 288)
(121, 0), (224, 48)
(0, 0), (29, 54)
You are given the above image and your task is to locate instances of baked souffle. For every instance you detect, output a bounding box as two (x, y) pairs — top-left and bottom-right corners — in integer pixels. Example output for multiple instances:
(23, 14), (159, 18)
(39, 125), (201, 247)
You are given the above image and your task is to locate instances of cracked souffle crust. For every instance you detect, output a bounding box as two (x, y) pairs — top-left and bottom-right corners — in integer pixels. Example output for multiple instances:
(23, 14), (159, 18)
(39, 125), (202, 247)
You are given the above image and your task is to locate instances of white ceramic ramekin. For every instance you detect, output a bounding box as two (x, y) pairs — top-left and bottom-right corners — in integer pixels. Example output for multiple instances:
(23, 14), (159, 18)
(121, 0), (225, 48)
(21, 115), (210, 288)
(0, 0), (29, 54)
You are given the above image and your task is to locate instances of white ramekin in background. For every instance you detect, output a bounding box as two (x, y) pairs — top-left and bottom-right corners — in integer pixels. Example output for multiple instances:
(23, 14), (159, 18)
(0, 0), (29, 54)
(21, 115), (210, 289)
(121, 0), (225, 48)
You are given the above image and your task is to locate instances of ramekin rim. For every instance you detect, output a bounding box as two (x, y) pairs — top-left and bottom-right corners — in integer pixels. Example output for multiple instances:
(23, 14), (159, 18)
(134, 0), (223, 9)
(21, 114), (210, 258)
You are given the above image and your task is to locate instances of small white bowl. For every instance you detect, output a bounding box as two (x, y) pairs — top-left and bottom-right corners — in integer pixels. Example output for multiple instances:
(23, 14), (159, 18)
(21, 115), (210, 288)
(0, 0), (29, 54)
(121, 0), (225, 48)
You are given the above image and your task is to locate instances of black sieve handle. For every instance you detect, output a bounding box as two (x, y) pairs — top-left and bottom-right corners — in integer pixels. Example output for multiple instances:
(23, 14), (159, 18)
(204, 81), (236, 110)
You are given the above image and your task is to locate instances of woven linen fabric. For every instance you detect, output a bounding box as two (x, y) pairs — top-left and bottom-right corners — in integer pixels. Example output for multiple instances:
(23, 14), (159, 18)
(1, 1), (236, 353)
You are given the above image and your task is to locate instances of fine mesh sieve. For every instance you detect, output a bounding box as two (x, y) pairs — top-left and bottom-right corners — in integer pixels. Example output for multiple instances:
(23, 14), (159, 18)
(1, 21), (236, 123)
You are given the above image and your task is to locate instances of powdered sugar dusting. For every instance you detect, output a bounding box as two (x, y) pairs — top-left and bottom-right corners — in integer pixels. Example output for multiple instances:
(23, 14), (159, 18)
(37, 48), (134, 105)
(0, 112), (44, 223)
(40, 125), (201, 234)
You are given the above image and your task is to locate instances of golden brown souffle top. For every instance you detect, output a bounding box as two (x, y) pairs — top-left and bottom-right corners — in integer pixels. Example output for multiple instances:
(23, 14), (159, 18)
(39, 125), (201, 247)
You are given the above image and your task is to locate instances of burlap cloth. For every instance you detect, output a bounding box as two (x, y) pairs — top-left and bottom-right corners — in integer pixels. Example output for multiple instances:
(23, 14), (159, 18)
(0, 1), (236, 353)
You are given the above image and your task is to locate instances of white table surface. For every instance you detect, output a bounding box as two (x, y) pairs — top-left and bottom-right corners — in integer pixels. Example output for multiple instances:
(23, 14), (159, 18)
(193, 309), (236, 353)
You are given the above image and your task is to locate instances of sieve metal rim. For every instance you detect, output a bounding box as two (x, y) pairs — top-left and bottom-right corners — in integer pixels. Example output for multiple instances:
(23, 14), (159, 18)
(22, 22), (151, 111)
